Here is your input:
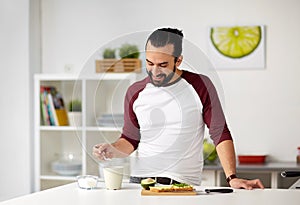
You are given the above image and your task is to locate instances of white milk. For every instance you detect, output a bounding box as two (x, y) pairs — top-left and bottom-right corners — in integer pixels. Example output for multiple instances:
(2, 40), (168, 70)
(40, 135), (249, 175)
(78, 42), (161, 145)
(103, 166), (124, 190)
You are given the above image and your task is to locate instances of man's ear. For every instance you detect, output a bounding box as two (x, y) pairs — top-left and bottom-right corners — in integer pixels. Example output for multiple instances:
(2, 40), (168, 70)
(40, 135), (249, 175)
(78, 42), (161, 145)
(176, 55), (183, 67)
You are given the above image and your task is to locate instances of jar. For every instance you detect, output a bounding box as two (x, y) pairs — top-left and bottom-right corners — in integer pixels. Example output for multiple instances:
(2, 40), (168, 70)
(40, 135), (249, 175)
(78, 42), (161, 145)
(297, 147), (300, 164)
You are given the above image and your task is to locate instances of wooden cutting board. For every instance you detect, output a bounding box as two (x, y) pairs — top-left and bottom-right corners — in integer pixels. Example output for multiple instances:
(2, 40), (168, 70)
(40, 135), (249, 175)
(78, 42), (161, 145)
(141, 189), (197, 196)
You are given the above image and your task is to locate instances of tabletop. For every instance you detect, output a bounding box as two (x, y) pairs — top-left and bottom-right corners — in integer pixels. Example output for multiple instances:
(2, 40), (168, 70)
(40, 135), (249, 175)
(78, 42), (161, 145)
(1, 182), (299, 205)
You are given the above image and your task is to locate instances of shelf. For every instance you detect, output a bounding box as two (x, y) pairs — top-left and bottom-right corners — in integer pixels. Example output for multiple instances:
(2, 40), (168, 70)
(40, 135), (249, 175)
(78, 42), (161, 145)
(40, 174), (78, 181)
(40, 126), (83, 131)
(86, 126), (122, 132)
(34, 73), (136, 191)
(39, 126), (122, 132)
(34, 73), (136, 81)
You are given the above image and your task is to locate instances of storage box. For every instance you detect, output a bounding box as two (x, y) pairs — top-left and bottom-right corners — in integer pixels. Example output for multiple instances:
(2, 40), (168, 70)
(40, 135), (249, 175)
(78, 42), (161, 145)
(96, 59), (142, 73)
(238, 155), (267, 164)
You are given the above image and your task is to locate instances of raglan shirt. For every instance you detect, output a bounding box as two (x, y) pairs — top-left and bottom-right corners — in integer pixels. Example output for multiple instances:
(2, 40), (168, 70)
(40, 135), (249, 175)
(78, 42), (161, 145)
(120, 70), (232, 185)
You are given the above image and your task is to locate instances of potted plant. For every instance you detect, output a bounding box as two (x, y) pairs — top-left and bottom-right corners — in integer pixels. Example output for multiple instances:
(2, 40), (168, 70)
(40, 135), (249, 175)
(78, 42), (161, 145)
(95, 43), (141, 73)
(68, 99), (82, 126)
(103, 48), (116, 59)
(118, 43), (140, 59)
(117, 43), (141, 72)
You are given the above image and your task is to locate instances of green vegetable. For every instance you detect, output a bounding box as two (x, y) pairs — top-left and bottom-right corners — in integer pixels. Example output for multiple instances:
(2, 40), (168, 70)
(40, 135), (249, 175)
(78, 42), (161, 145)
(173, 183), (190, 187)
(203, 139), (218, 164)
(141, 178), (156, 190)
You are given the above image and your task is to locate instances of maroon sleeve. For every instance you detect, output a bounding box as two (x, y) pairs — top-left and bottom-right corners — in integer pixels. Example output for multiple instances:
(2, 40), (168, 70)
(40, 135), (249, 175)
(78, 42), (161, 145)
(182, 71), (233, 146)
(120, 78), (149, 150)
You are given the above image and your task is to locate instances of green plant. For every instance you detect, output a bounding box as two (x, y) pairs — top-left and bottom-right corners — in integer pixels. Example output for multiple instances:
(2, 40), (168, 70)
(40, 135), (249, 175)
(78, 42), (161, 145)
(103, 48), (116, 59)
(68, 100), (82, 112)
(203, 139), (218, 165)
(119, 43), (140, 59)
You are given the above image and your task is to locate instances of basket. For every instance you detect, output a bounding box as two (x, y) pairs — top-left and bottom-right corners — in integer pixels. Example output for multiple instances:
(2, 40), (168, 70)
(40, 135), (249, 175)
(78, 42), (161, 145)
(96, 59), (141, 73)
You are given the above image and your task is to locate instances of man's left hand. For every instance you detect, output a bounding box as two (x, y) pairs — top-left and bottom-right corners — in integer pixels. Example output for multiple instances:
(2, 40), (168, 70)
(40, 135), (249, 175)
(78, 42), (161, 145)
(229, 178), (265, 189)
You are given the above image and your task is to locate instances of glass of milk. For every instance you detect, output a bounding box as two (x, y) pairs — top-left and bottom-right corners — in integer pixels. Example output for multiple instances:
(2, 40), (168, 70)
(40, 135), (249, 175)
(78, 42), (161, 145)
(103, 166), (124, 190)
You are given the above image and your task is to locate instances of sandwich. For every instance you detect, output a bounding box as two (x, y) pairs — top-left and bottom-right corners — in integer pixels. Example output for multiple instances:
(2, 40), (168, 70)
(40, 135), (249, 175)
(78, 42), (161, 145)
(149, 183), (194, 192)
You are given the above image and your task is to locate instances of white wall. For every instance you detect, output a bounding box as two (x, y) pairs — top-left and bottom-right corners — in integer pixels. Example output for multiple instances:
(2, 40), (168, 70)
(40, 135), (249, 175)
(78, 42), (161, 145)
(40, 0), (300, 161)
(0, 0), (33, 201)
(6, 0), (300, 200)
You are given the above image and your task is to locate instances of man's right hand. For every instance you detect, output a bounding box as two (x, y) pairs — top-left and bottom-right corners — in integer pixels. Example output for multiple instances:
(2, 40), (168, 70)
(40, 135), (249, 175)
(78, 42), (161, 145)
(92, 143), (114, 161)
(92, 138), (134, 161)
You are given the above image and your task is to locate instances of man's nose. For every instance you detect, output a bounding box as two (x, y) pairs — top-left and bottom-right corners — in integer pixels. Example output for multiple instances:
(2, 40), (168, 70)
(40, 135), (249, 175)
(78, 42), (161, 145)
(151, 66), (161, 76)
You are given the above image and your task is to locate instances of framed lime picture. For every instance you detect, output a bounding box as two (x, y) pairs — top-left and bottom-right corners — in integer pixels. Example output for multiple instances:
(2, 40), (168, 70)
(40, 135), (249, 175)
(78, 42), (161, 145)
(207, 25), (265, 69)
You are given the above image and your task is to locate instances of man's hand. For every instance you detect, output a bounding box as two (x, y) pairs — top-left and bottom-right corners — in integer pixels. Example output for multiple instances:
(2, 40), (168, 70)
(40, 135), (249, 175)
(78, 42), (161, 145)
(93, 143), (115, 161)
(92, 138), (134, 161)
(229, 178), (264, 189)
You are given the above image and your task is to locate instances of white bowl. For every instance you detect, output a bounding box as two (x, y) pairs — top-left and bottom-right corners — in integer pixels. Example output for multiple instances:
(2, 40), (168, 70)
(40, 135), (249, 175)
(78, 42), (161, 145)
(52, 160), (82, 176)
(77, 175), (99, 189)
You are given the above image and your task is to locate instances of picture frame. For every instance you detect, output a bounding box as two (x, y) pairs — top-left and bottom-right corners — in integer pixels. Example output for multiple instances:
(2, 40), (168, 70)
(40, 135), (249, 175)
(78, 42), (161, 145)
(207, 25), (266, 70)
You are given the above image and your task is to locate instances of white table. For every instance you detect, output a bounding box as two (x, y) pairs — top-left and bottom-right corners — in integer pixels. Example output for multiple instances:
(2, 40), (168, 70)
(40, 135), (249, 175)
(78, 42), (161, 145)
(1, 182), (299, 205)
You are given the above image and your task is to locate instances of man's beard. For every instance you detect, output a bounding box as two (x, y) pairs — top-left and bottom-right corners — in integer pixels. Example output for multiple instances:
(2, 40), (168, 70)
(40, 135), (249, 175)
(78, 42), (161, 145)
(147, 66), (176, 87)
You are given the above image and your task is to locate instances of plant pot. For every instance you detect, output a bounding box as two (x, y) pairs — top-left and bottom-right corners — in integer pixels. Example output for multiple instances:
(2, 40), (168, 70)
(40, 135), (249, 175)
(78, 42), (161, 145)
(68, 112), (82, 127)
(95, 59), (141, 73)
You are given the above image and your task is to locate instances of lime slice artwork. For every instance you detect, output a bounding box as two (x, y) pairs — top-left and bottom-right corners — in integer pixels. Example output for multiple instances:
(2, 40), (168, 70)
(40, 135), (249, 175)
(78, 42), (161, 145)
(210, 26), (262, 59)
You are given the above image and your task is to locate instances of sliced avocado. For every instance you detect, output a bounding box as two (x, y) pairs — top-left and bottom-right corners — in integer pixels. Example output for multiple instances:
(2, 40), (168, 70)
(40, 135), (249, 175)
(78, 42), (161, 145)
(172, 183), (190, 187)
(141, 178), (156, 190)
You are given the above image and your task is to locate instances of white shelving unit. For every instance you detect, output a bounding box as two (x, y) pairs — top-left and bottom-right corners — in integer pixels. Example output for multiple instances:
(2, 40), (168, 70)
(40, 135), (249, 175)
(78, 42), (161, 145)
(34, 73), (136, 191)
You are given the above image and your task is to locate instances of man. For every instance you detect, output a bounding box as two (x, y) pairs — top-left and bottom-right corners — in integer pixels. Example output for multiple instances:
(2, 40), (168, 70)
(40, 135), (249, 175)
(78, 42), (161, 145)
(93, 28), (264, 189)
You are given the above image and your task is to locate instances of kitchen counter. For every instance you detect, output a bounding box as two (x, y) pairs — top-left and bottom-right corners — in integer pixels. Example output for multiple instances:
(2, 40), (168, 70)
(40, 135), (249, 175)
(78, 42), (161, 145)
(1, 182), (299, 205)
(203, 161), (300, 188)
(204, 161), (300, 171)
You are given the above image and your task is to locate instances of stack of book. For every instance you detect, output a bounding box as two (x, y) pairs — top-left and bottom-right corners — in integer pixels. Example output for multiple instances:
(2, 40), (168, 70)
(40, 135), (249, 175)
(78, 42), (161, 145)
(40, 86), (69, 126)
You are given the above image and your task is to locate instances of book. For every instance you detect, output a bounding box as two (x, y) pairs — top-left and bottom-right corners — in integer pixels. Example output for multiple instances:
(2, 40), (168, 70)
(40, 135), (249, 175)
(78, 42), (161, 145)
(40, 86), (53, 125)
(47, 93), (59, 126)
(40, 91), (50, 125)
(40, 86), (69, 126)
(51, 92), (69, 126)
